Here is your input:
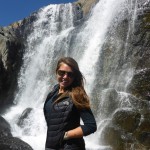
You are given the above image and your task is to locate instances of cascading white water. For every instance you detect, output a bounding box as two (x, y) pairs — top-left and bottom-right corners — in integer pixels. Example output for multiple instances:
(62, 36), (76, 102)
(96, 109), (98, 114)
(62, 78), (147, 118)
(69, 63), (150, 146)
(2, 0), (139, 150)
(3, 3), (74, 150)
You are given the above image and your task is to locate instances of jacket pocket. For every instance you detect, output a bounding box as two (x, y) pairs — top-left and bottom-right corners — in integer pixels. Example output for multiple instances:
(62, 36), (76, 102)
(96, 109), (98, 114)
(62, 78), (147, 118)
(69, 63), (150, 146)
(46, 131), (65, 149)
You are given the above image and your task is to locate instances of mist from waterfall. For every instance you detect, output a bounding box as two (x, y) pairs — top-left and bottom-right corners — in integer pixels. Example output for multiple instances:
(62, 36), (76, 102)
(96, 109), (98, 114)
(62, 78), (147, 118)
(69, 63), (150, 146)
(2, 0), (139, 150)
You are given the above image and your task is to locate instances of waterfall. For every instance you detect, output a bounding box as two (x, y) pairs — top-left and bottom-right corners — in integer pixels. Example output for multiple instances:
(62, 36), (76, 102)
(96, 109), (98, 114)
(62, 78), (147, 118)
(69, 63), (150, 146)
(2, 0), (141, 150)
(3, 4), (75, 150)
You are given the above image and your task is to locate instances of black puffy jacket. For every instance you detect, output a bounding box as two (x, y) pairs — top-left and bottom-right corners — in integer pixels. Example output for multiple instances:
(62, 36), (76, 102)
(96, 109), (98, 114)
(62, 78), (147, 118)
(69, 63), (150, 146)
(44, 85), (96, 150)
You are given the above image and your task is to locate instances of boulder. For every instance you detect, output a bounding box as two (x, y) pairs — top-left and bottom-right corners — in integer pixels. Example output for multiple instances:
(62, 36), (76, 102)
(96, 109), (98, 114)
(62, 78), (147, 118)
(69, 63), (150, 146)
(0, 115), (12, 137)
(101, 110), (150, 150)
(101, 124), (124, 150)
(0, 136), (33, 150)
(112, 108), (141, 133)
(17, 108), (33, 127)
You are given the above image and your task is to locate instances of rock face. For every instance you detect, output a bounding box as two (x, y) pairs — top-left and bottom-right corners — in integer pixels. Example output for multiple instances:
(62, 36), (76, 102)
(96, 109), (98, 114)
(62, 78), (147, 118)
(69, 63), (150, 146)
(76, 0), (98, 15)
(99, 1), (150, 149)
(0, 13), (37, 112)
(0, 26), (23, 112)
(128, 1), (150, 101)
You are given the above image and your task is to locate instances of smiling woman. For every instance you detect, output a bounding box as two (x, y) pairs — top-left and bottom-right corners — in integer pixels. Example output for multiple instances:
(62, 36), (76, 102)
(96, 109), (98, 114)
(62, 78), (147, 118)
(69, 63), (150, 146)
(43, 57), (97, 150)
(0, 0), (76, 26)
(57, 63), (75, 91)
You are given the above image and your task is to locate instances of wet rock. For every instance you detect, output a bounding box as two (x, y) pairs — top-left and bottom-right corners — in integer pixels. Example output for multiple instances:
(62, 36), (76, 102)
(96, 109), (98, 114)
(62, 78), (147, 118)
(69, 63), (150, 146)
(17, 108), (33, 127)
(129, 69), (150, 100)
(100, 88), (118, 118)
(0, 115), (12, 137)
(112, 108), (141, 133)
(134, 113), (150, 147)
(125, 143), (149, 150)
(100, 109), (150, 150)
(0, 136), (33, 150)
(137, 132), (150, 147)
(101, 124), (124, 150)
(128, 94), (150, 114)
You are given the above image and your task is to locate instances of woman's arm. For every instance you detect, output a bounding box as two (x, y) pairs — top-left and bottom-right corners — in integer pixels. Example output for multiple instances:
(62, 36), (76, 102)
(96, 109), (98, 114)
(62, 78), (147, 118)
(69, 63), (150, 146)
(65, 126), (83, 139)
(80, 108), (97, 136)
(64, 108), (97, 140)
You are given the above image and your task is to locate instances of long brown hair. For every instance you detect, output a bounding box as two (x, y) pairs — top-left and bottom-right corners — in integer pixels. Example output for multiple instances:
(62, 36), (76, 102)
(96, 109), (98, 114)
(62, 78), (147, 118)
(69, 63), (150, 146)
(55, 57), (90, 109)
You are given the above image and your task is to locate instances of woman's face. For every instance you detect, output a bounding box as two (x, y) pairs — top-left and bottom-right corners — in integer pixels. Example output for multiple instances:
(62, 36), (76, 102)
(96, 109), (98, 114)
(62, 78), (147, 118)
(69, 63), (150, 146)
(56, 63), (74, 90)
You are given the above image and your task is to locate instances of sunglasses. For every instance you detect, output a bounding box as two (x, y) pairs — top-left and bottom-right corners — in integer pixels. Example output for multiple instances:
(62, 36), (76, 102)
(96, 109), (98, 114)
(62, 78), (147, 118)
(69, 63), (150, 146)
(57, 70), (74, 78)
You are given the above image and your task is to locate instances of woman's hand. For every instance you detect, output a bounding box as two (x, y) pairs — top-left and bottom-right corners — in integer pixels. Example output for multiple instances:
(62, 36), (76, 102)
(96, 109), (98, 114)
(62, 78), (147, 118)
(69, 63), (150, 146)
(64, 127), (83, 140)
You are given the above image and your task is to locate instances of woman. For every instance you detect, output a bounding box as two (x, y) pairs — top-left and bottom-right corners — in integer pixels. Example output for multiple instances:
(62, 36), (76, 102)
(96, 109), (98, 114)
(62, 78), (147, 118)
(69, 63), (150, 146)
(44, 57), (97, 150)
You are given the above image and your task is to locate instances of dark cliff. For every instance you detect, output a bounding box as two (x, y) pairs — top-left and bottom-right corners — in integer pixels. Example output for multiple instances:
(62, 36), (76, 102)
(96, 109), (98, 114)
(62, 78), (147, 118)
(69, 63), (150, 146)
(0, 11), (38, 111)
(0, 26), (23, 110)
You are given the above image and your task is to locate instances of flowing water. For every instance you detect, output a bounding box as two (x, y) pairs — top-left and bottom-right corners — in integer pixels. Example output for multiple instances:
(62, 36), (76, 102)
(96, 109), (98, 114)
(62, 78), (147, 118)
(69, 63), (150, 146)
(3, 0), (141, 149)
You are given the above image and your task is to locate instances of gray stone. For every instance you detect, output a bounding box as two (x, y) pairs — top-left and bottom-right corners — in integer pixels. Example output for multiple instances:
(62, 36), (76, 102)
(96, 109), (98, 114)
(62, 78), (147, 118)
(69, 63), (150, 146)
(0, 115), (12, 137)
(17, 108), (33, 127)
(112, 109), (141, 133)
(0, 136), (33, 150)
